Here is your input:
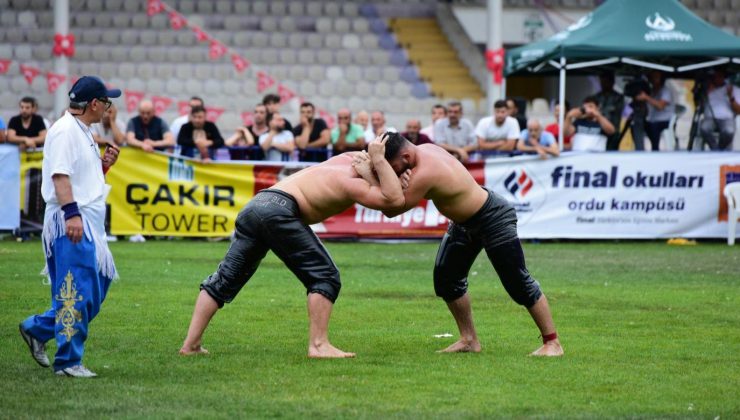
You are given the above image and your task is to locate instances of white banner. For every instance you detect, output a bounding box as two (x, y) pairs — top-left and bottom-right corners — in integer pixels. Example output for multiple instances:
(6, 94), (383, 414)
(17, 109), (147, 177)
(0, 145), (20, 231)
(483, 152), (740, 238)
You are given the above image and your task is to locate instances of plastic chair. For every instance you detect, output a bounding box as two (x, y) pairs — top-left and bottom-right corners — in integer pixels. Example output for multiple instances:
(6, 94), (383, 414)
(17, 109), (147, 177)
(662, 104), (687, 151)
(724, 182), (740, 245)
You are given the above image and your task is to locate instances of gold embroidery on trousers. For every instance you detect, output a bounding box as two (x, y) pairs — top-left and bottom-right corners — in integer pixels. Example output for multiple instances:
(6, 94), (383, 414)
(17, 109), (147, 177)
(55, 271), (83, 340)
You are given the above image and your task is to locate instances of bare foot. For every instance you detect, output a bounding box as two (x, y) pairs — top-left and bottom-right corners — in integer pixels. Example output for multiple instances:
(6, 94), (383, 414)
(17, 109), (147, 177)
(179, 345), (209, 356)
(530, 339), (563, 357)
(437, 339), (481, 353)
(308, 342), (356, 359)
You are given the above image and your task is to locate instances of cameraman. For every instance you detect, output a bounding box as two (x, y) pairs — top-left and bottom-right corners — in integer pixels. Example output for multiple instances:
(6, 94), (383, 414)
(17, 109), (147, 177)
(595, 72), (625, 151)
(633, 71), (674, 152)
(699, 68), (740, 151)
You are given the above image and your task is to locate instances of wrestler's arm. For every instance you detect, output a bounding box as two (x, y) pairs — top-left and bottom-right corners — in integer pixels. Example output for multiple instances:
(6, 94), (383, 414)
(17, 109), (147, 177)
(380, 170), (430, 218)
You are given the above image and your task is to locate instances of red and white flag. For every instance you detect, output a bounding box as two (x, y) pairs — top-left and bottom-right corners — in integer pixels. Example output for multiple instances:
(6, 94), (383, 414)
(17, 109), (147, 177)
(0, 59), (12, 74)
(168, 11), (186, 30)
(46, 72), (66, 93)
(231, 54), (250, 73)
(240, 111), (254, 126)
(146, 0), (164, 16)
(151, 96), (173, 114)
(192, 26), (210, 43)
(208, 40), (227, 60)
(177, 100), (190, 116)
(256, 71), (275, 93)
(124, 90), (146, 113)
(19, 64), (40, 84)
(277, 84), (295, 104)
(205, 107), (225, 122)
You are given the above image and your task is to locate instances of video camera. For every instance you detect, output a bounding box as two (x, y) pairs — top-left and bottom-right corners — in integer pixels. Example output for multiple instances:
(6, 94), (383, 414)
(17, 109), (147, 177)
(623, 78), (651, 98)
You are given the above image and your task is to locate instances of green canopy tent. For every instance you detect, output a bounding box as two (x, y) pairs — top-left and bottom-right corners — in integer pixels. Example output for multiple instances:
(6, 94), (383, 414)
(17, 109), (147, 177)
(504, 0), (740, 148)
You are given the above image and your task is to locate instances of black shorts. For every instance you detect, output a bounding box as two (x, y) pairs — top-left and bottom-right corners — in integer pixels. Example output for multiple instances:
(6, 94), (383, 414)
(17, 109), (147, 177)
(433, 188), (542, 307)
(200, 189), (341, 306)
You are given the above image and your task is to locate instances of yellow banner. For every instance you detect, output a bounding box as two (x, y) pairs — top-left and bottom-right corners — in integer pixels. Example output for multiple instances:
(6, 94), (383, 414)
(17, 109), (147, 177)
(107, 148), (255, 236)
(19, 150), (44, 226)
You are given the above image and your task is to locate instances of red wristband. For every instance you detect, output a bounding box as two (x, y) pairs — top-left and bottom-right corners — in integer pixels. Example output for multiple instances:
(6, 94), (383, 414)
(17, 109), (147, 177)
(102, 162), (110, 175)
(542, 332), (558, 344)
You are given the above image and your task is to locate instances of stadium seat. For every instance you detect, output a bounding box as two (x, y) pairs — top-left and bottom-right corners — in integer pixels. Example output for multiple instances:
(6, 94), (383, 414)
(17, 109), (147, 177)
(270, 0), (287, 15)
(299, 80), (318, 97)
(724, 183), (740, 245)
(122, 0), (140, 12)
(342, 34), (361, 49)
(324, 2), (341, 17)
(234, 1), (249, 14)
(318, 80), (337, 96)
(334, 18), (351, 32)
(316, 18), (333, 33)
(17, 11), (36, 28)
(120, 30), (138, 45)
(111, 13), (130, 29)
(167, 47), (186, 63)
(32, 45), (52, 60)
(364, 67), (382, 82)
(185, 48), (206, 63)
(307, 65), (325, 81)
(251, 32), (269, 48)
(306, 1), (323, 17)
(288, 1), (305, 15)
(252, 1), (268, 15)
(342, 3), (360, 17)
(178, 0), (195, 14)
(165, 78), (184, 95)
(193, 64), (212, 79)
(260, 48), (279, 65)
(335, 50), (352, 66)
(85, 0), (103, 12)
(382, 67), (401, 83)
(271, 32), (288, 48)
(13, 44), (32, 61)
(289, 66), (307, 81)
(104, 0), (123, 10)
(317, 50), (334, 65)
(150, 14), (168, 29)
(288, 33), (305, 49)
(91, 45), (110, 61)
(356, 81), (373, 97)
(117, 63), (135, 79)
(129, 46), (147, 63)
(101, 30), (118, 44)
(139, 31), (158, 46)
(343, 66), (361, 82)
(185, 79), (203, 96)
(353, 19), (371, 34)
(131, 14), (149, 29)
(280, 49), (298, 65)
(306, 33), (323, 49)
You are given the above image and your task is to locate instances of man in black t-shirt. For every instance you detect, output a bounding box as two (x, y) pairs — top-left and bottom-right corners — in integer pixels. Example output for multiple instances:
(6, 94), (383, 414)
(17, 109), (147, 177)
(177, 106), (224, 162)
(293, 102), (330, 162)
(262, 94), (293, 133)
(7, 97), (47, 151)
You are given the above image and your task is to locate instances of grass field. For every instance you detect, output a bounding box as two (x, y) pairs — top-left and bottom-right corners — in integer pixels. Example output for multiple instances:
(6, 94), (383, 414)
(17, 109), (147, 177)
(1, 239), (738, 419)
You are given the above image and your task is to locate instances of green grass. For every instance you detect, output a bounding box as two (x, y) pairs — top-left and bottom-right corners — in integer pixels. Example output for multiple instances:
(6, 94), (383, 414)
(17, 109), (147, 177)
(1, 240), (738, 419)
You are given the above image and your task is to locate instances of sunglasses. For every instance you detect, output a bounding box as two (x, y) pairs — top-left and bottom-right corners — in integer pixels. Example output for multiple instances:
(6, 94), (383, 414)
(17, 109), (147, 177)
(96, 98), (112, 110)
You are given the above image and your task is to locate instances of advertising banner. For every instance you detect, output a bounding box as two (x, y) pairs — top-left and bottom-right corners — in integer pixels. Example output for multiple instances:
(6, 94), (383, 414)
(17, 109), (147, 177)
(483, 152), (740, 238)
(0, 145), (21, 230)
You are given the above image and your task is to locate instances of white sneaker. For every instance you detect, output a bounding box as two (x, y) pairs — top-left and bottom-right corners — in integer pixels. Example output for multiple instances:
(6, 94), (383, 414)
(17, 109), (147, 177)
(19, 324), (50, 368)
(55, 365), (98, 378)
(128, 234), (146, 243)
(106, 235), (118, 242)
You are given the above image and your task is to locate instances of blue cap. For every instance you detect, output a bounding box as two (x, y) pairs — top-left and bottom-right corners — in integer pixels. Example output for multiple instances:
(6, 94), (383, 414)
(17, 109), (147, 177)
(68, 76), (121, 104)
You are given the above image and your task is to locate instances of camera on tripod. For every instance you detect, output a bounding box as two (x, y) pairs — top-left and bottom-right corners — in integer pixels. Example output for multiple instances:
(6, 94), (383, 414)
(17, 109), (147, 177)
(623, 78), (651, 99)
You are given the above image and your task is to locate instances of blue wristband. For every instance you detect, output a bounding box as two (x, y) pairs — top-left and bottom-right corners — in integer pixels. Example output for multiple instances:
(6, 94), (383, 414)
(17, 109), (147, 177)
(61, 202), (81, 221)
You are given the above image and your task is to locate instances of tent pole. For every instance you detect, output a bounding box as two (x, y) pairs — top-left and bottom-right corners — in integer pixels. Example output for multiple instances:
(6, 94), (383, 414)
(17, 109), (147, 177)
(558, 57), (566, 152)
(486, 0), (503, 111)
(53, 0), (70, 119)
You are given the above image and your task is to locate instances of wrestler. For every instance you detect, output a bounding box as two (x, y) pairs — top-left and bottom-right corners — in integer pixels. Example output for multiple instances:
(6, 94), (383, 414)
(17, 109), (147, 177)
(179, 136), (409, 358)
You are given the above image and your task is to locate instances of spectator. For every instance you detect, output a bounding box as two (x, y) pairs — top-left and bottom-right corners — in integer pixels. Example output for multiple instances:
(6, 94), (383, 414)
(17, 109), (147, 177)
(125, 99), (174, 152)
(699, 68), (740, 151)
(633, 70), (674, 151)
(226, 104), (269, 147)
(518, 119), (559, 159)
(506, 98), (527, 131)
(595, 72), (625, 151)
(364, 110), (396, 143)
(91, 103), (126, 146)
(7, 97), (47, 151)
(564, 96), (616, 152)
(170, 96), (204, 140)
(259, 112), (295, 161)
(402, 119), (433, 145)
(0, 116), (6, 143)
(420, 104), (447, 141)
(545, 100), (573, 150)
(30, 100), (51, 129)
(293, 102), (330, 162)
(263, 93), (293, 132)
(475, 99), (520, 152)
(331, 108), (365, 154)
(433, 101), (477, 162)
(354, 110), (370, 131)
(177, 106), (224, 162)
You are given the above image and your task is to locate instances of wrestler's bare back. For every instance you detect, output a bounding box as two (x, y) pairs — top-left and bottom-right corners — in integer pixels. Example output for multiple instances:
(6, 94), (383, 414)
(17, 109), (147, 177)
(402, 144), (489, 223)
(272, 153), (370, 225)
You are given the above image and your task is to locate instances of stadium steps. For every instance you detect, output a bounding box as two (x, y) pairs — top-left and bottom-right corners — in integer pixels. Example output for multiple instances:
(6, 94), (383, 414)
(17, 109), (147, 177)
(388, 18), (484, 101)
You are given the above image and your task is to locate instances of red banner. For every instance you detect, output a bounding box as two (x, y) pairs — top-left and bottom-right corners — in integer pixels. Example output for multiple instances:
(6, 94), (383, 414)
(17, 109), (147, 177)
(19, 64), (40, 84)
(192, 26), (210, 42)
(209, 40), (227, 60)
(277, 84), (295, 104)
(257, 71), (275, 93)
(0, 59), (12, 74)
(151, 95), (173, 114)
(205, 106), (224, 122)
(46, 72), (66, 93)
(241, 111), (253, 126)
(147, 0), (164, 16)
(231, 53), (249, 73)
(177, 100), (190, 116)
(168, 11), (186, 29)
(124, 90), (145, 113)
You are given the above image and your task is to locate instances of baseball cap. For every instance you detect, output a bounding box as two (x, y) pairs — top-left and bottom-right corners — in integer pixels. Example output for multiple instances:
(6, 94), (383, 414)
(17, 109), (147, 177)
(68, 76), (121, 104)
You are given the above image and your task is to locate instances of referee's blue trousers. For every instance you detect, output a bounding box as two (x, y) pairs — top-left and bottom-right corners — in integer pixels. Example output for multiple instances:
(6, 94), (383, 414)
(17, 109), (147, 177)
(21, 234), (112, 371)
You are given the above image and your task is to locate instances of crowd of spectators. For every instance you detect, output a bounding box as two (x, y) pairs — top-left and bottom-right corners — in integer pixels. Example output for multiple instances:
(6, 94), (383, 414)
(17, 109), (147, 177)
(1, 67), (738, 161)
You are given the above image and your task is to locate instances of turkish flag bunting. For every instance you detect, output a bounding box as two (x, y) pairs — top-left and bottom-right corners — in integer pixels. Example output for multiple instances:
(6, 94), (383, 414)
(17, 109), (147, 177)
(240, 111), (254, 126)
(231, 54), (250, 73)
(277, 84), (295, 104)
(151, 96), (173, 114)
(484, 48), (505, 85)
(147, 0), (164, 16)
(46, 72), (66, 93)
(0, 59), (12, 74)
(52, 33), (75, 57)
(177, 100), (190, 116)
(209, 40), (227, 60)
(256, 71), (275, 93)
(168, 11), (186, 30)
(19, 64), (40, 84)
(192, 26), (210, 42)
(318, 109), (335, 129)
(205, 107), (225, 122)
(124, 90), (146, 113)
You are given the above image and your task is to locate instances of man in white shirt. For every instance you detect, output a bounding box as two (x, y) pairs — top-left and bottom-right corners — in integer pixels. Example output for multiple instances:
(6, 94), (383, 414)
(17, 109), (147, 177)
(91, 103), (126, 146)
(420, 104), (446, 141)
(170, 96), (204, 140)
(475, 100), (520, 152)
(363, 110), (396, 143)
(19, 76), (121, 378)
(259, 112), (296, 161)
(433, 101), (477, 162)
(700, 68), (740, 151)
